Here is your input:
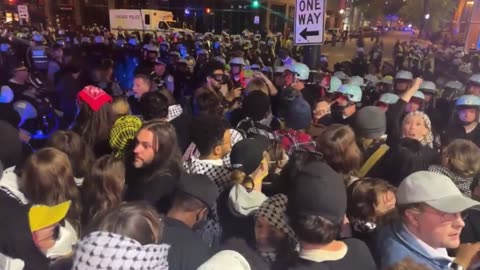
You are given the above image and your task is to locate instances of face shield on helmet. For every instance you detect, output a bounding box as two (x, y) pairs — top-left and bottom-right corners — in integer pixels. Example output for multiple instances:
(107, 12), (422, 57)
(455, 95), (480, 125)
(406, 91), (425, 113)
(376, 93), (399, 112)
(466, 74), (480, 97)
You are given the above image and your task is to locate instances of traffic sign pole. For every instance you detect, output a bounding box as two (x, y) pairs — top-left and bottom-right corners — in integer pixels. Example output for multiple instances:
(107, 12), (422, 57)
(294, 0), (326, 70)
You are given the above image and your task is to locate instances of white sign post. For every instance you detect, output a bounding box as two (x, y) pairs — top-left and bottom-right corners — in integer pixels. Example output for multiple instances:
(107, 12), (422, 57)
(17, 5), (30, 23)
(294, 0), (326, 46)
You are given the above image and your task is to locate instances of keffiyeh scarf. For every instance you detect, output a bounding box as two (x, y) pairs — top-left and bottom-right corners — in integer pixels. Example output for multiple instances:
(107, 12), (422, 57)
(72, 231), (170, 270)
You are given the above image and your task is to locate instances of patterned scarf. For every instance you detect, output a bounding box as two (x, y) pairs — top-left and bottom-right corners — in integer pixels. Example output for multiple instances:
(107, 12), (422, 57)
(428, 165), (473, 197)
(72, 231), (170, 270)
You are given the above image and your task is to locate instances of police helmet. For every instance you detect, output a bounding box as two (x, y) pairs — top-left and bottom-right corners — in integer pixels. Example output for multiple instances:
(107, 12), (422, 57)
(349, 76), (366, 87)
(229, 57), (246, 66)
(286, 62), (310, 81)
(456, 95), (480, 107)
(336, 84), (362, 103)
(468, 74), (480, 85)
(412, 91), (425, 101)
(395, 70), (413, 81)
(333, 71), (349, 81)
(419, 81), (436, 94)
(445, 81), (463, 90)
(364, 74), (379, 85)
(379, 93), (400, 104)
(0, 86), (14, 104)
(32, 34), (44, 43)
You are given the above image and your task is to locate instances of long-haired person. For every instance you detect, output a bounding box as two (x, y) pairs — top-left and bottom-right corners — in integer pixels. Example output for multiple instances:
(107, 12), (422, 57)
(71, 85), (115, 158)
(81, 155), (125, 226)
(46, 130), (95, 186)
(18, 148), (82, 233)
(124, 120), (183, 214)
(429, 139), (480, 197)
(74, 202), (169, 269)
(218, 136), (271, 243)
(316, 124), (362, 184)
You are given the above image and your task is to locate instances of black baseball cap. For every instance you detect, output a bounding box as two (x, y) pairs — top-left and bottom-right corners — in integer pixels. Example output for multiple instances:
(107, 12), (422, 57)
(154, 57), (167, 66)
(178, 173), (218, 209)
(288, 161), (347, 224)
(230, 136), (270, 175)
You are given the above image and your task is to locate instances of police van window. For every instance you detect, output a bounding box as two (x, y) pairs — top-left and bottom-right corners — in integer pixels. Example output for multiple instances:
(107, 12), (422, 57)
(145, 14), (150, 25)
(159, 22), (168, 30)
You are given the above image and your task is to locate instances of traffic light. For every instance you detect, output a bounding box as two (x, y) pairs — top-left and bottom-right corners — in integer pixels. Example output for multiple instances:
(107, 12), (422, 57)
(205, 8), (212, 14)
(251, 0), (260, 8)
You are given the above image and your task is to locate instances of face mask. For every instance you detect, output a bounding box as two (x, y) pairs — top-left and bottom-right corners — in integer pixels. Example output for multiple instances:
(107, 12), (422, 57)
(192, 209), (209, 232)
(45, 221), (78, 259)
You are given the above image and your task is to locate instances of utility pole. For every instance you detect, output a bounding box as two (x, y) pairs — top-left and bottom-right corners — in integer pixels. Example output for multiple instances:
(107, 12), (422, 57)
(44, 0), (54, 28)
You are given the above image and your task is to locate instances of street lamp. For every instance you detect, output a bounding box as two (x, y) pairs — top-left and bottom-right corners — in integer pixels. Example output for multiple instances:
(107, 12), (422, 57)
(425, 13), (430, 20)
(339, 9), (345, 15)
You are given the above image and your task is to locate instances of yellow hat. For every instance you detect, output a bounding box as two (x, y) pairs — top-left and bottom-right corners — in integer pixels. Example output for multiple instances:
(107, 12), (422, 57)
(28, 201), (71, 232)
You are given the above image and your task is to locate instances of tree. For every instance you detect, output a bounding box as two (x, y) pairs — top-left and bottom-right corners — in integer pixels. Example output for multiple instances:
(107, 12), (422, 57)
(355, 0), (404, 21)
(399, 0), (455, 33)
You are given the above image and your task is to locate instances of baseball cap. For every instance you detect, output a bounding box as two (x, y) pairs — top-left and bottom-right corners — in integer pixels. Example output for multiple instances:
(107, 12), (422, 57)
(28, 201), (71, 232)
(230, 136), (270, 176)
(154, 58), (167, 65)
(178, 174), (219, 209)
(397, 171), (480, 213)
(288, 161), (346, 223)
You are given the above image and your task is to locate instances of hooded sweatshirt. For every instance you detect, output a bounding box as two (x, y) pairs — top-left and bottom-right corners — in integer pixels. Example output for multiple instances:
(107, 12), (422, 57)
(218, 184), (267, 243)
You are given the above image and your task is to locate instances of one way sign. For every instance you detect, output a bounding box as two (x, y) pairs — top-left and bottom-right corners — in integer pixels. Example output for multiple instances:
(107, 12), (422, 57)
(294, 0), (326, 46)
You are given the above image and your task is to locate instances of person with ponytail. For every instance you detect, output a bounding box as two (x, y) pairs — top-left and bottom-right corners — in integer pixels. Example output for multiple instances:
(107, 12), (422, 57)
(218, 136), (271, 244)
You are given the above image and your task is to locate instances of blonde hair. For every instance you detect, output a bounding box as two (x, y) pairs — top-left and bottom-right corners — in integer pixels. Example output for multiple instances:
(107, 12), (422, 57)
(402, 111), (433, 148)
(230, 151), (270, 191)
(246, 78), (269, 95)
(442, 139), (480, 178)
(112, 97), (131, 120)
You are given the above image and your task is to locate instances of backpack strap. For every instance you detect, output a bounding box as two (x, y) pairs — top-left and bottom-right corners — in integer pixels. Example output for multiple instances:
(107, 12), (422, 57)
(358, 144), (390, 177)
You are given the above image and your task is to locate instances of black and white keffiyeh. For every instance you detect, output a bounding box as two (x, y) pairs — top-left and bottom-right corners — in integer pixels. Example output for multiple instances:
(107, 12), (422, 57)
(184, 158), (231, 247)
(167, 105), (183, 122)
(184, 157), (232, 195)
(429, 165), (473, 197)
(254, 194), (295, 240)
(72, 231), (170, 270)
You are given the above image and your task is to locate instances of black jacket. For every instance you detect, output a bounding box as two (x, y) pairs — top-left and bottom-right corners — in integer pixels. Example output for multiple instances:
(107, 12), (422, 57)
(287, 239), (376, 270)
(0, 191), (49, 270)
(124, 162), (180, 214)
(162, 217), (212, 270)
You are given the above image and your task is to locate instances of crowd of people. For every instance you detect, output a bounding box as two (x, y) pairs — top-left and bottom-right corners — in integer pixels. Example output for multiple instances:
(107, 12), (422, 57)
(0, 23), (480, 270)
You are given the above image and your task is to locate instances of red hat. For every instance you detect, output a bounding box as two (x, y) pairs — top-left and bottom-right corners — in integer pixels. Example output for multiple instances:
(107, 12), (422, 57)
(77, 85), (112, 112)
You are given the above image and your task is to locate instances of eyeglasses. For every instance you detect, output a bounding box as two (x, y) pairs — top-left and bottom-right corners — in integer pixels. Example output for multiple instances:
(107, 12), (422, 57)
(269, 154), (289, 164)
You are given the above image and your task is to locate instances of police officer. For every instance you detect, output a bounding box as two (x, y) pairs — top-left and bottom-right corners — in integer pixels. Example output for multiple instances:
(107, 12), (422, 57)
(444, 95), (480, 147)
(26, 33), (48, 72)
(393, 70), (413, 96)
(331, 83), (362, 126)
(151, 58), (174, 93)
(465, 74), (480, 97)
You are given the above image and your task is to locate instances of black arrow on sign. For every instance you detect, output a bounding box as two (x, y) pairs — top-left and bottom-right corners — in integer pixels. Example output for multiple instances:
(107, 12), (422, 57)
(300, 27), (319, 40)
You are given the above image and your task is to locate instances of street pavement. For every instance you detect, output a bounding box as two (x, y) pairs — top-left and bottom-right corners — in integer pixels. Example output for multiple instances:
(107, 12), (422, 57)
(320, 31), (420, 68)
